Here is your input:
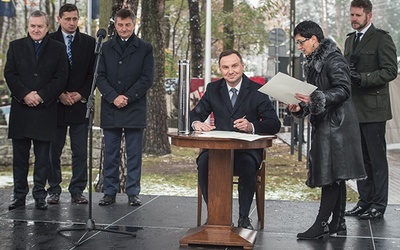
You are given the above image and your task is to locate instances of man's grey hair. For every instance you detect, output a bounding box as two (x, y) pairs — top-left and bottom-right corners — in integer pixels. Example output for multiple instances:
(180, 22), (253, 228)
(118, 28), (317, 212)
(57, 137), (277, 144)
(29, 10), (50, 26)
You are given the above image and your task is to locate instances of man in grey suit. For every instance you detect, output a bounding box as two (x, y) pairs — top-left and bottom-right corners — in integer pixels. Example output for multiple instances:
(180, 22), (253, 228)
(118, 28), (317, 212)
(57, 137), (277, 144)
(4, 10), (68, 210)
(190, 50), (281, 229)
(344, 0), (398, 220)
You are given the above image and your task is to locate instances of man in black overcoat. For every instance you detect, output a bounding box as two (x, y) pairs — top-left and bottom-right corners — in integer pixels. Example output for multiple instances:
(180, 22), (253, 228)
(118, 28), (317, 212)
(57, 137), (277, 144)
(4, 10), (68, 210)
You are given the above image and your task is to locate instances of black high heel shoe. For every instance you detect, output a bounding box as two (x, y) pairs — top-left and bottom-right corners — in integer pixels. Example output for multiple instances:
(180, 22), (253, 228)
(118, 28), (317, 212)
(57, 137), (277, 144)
(297, 220), (329, 240)
(329, 221), (347, 236)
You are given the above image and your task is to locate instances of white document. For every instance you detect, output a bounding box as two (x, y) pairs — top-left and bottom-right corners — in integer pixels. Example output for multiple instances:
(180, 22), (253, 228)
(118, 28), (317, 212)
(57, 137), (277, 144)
(258, 72), (317, 104)
(196, 130), (275, 142)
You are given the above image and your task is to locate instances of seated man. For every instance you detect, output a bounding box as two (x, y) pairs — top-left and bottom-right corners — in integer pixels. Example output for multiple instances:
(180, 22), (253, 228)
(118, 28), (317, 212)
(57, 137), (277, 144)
(190, 49), (281, 229)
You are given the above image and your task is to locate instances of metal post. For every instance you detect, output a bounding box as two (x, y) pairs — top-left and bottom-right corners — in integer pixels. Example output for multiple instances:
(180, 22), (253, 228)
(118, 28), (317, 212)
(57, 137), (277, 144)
(87, 0), (92, 36)
(178, 60), (190, 134)
(274, 36), (280, 117)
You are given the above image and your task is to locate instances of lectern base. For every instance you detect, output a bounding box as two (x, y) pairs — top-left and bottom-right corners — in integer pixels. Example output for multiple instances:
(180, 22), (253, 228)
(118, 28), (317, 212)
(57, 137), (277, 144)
(179, 225), (257, 250)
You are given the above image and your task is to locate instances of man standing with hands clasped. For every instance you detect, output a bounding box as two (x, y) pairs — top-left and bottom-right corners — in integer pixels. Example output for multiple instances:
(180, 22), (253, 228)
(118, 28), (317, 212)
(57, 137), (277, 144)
(47, 3), (96, 205)
(96, 8), (154, 207)
(344, 0), (398, 220)
(190, 50), (281, 230)
(4, 10), (68, 210)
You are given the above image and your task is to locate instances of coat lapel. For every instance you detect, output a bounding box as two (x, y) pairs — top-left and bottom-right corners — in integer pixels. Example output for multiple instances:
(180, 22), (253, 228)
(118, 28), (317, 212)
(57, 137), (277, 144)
(110, 38), (124, 56)
(354, 24), (375, 53)
(120, 35), (139, 60)
(219, 80), (233, 112)
(26, 38), (37, 65)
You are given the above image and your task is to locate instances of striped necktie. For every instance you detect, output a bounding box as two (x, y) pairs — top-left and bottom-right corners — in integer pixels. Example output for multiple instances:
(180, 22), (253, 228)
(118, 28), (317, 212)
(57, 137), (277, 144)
(67, 35), (73, 66)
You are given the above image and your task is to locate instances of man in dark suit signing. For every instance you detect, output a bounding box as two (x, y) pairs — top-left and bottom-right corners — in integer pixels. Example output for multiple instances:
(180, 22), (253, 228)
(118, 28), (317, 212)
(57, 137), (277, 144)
(47, 3), (96, 205)
(4, 10), (68, 210)
(190, 50), (281, 229)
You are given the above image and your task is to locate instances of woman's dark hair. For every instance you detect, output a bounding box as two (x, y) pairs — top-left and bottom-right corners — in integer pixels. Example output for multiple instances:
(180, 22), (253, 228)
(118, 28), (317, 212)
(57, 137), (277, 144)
(294, 20), (324, 42)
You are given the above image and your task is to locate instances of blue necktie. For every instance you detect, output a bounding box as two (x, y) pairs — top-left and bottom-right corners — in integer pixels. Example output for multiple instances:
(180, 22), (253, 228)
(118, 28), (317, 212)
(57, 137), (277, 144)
(67, 35), (73, 66)
(230, 88), (238, 107)
(34, 42), (41, 59)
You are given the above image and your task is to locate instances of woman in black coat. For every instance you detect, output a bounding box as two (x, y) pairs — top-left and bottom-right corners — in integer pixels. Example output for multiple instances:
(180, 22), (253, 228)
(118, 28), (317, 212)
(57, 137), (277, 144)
(287, 21), (366, 239)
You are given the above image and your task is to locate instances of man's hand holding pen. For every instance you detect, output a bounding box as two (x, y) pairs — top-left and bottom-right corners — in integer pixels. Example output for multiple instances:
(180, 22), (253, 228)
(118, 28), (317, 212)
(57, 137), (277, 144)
(233, 115), (253, 133)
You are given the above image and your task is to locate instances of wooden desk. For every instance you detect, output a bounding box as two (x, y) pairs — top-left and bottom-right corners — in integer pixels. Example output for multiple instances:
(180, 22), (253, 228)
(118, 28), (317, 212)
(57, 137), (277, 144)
(168, 132), (274, 250)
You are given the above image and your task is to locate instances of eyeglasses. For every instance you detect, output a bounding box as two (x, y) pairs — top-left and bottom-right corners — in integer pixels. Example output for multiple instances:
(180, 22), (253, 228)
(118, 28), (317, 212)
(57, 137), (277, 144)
(296, 38), (310, 45)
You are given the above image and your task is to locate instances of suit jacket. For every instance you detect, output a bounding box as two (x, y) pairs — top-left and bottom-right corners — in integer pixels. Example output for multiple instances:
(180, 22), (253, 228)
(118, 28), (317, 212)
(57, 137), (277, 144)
(344, 24), (398, 123)
(4, 34), (68, 141)
(96, 34), (154, 129)
(49, 27), (96, 125)
(190, 74), (281, 159)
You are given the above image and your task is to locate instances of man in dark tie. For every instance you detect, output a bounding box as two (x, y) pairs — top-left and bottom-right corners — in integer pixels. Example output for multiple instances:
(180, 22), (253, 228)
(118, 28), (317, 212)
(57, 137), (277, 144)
(47, 3), (96, 205)
(4, 10), (68, 210)
(190, 50), (281, 229)
(344, 0), (398, 220)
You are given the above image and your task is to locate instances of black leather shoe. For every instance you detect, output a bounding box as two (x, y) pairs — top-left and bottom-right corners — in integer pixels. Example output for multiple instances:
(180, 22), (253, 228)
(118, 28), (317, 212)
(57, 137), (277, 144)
(35, 198), (48, 210)
(71, 194), (88, 204)
(345, 205), (367, 216)
(359, 208), (383, 220)
(99, 195), (115, 206)
(9, 198), (26, 211)
(47, 193), (60, 204)
(238, 216), (253, 230)
(128, 195), (141, 206)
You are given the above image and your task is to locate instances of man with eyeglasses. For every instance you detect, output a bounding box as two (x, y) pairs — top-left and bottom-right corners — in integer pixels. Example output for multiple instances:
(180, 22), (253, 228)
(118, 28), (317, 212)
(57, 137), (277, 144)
(343, 0), (397, 220)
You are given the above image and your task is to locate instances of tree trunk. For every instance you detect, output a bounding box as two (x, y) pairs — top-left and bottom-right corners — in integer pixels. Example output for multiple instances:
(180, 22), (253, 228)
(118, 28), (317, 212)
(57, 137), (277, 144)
(223, 0), (234, 50)
(188, 0), (204, 78)
(141, 0), (171, 155)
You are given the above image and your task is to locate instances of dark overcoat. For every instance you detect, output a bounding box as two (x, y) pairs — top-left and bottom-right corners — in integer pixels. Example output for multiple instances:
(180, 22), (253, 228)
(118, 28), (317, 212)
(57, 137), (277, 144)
(344, 24), (397, 123)
(49, 27), (96, 125)
(96, 34), (154, 129)
(293, 39), (366, 188)
(4, 34), (68, 141)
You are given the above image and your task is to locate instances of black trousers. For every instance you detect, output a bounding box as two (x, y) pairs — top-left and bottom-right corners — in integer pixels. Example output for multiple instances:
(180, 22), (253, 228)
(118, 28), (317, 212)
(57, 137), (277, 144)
(12, 138), (50, 200)
(197, 149), (261, 217)
(48, 124), (88, 196)
(356, 122), (388, 213)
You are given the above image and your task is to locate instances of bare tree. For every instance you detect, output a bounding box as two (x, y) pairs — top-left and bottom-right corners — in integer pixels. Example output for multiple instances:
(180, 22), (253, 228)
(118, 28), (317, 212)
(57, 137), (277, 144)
(141, 0), (171, 155)
(188, 0), (203, 78)
(223, 0), (234, 50)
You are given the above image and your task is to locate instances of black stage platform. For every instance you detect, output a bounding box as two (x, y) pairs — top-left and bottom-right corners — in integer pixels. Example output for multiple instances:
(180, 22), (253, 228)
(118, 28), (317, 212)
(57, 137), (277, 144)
(0, 191), (399, 250)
